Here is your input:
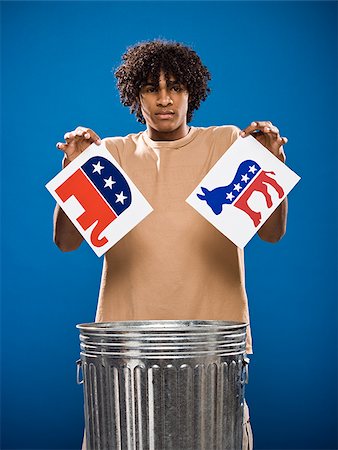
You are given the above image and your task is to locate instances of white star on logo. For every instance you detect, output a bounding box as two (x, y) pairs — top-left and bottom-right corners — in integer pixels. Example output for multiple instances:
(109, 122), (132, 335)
(115, 191), (128, 204)
(103, 176), (116, 189)
(92, 161), (104, 175)
(226, 192), (235, 201)
(241, 173), (250, 183)
(233, 183), (242, 192)
(248, 165), (257, 174)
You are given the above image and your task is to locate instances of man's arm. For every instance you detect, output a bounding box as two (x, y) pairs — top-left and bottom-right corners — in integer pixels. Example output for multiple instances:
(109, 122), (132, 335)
(53, 126), (101, 252)
(240, 120), (289, 243)
(53, 203), (84, 252)
(257, 197), (288, 243)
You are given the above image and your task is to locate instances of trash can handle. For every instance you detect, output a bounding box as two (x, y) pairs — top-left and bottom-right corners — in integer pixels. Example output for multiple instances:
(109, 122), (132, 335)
(76, 359), (83, 385)
(243, 357), (250, 385)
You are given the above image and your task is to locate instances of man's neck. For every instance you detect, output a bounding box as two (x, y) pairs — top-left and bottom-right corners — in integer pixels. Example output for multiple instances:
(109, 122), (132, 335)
(147, 124), (190, 141)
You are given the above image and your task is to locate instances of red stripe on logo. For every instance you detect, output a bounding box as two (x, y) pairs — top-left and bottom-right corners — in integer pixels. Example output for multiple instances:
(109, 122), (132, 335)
(56, 169), (117, 247)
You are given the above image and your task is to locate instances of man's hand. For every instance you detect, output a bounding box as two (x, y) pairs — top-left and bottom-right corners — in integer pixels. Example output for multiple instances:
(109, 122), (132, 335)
(56, 126), (101, 167)
(240, 121), (288, 163)
(53, 126), (100, 251)
(240, 121), (289, 242)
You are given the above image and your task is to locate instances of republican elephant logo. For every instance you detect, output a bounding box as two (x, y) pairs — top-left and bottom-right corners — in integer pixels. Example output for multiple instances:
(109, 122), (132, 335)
(55, 157), (132, 247)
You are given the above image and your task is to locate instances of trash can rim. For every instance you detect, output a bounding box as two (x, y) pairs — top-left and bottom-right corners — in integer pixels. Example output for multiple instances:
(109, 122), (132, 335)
(76, 319), (248, 332)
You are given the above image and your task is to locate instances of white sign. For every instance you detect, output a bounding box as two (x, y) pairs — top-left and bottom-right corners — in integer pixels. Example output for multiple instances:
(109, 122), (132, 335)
(46, 143), (153, 257)
(186, 135), (300, 248)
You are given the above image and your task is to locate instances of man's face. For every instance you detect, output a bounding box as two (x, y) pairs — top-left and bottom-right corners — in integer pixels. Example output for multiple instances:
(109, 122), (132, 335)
(139, 70), (189, 140)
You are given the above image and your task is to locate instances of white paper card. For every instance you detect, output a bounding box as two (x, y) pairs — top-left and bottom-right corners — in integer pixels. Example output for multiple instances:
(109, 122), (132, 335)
(186, 135), (300, 248)
(46, 142), (153, 257)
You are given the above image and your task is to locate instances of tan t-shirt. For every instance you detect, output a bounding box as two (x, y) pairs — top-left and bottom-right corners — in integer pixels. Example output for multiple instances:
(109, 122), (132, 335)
(95, 125), (252, 353)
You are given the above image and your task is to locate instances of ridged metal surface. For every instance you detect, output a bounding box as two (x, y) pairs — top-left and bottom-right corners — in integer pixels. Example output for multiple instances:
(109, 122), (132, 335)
(77, 320), (247, 450)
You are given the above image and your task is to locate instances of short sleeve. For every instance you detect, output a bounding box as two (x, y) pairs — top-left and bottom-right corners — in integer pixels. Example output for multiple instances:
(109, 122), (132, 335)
(211, 125), (242, 159)
(101, 137), (122, 166)
(229, 125), (242, 146)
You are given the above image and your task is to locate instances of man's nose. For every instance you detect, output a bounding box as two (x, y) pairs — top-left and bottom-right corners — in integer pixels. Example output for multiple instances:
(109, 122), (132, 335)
(156, 88), (173, 106)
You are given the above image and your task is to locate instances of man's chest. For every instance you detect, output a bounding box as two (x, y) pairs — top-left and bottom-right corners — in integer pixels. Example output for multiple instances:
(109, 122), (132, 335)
(122, 145), (223, 209)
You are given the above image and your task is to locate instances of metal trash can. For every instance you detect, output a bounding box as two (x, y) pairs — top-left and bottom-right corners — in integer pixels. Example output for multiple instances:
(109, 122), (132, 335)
(76, 320), (249, 450)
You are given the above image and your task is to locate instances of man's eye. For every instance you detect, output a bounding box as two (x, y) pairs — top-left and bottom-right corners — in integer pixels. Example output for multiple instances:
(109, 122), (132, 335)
(171, 85), (182, 92)
(146, 87), (156, 93)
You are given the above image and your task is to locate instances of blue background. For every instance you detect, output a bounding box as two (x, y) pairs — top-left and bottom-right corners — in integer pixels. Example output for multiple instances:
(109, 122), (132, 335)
(1, 1), (337, 449)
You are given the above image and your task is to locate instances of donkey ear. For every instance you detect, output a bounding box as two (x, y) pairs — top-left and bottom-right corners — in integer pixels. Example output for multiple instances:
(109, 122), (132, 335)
(201, 187), (209, 194)
(197, 193), (205, 200)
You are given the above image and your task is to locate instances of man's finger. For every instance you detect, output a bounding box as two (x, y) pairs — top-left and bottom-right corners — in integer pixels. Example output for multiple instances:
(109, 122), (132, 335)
(75, 127), (101, 144)
(64, 132), (72, 142)
(251, 120), (272, 128)
(74, 126), (89, 134)
(63, 127), (101, 146)
(74, 127), (94, 139)
(75, 129), (86, 137)
(265, 125), (279, 135)
(56, 142), (68, 151)
(241, 121), (279, 137)
(240, 121), (263, 136)
(84, 128), (101, 145)
(260, 125), (280, 138)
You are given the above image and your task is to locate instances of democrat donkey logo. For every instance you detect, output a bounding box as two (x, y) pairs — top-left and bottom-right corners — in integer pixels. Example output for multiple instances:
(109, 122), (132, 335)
(196, 160), (285, 227)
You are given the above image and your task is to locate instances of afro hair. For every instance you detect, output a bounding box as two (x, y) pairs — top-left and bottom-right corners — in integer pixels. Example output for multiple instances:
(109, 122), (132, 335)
(114, 39), (211, 124)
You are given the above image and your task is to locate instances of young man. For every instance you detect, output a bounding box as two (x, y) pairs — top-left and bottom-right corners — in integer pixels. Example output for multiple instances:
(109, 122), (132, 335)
(54, 39), (288, 450)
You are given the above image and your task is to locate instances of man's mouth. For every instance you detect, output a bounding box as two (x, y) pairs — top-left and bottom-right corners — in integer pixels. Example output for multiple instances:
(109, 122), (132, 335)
(155, 111), (175, 119)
